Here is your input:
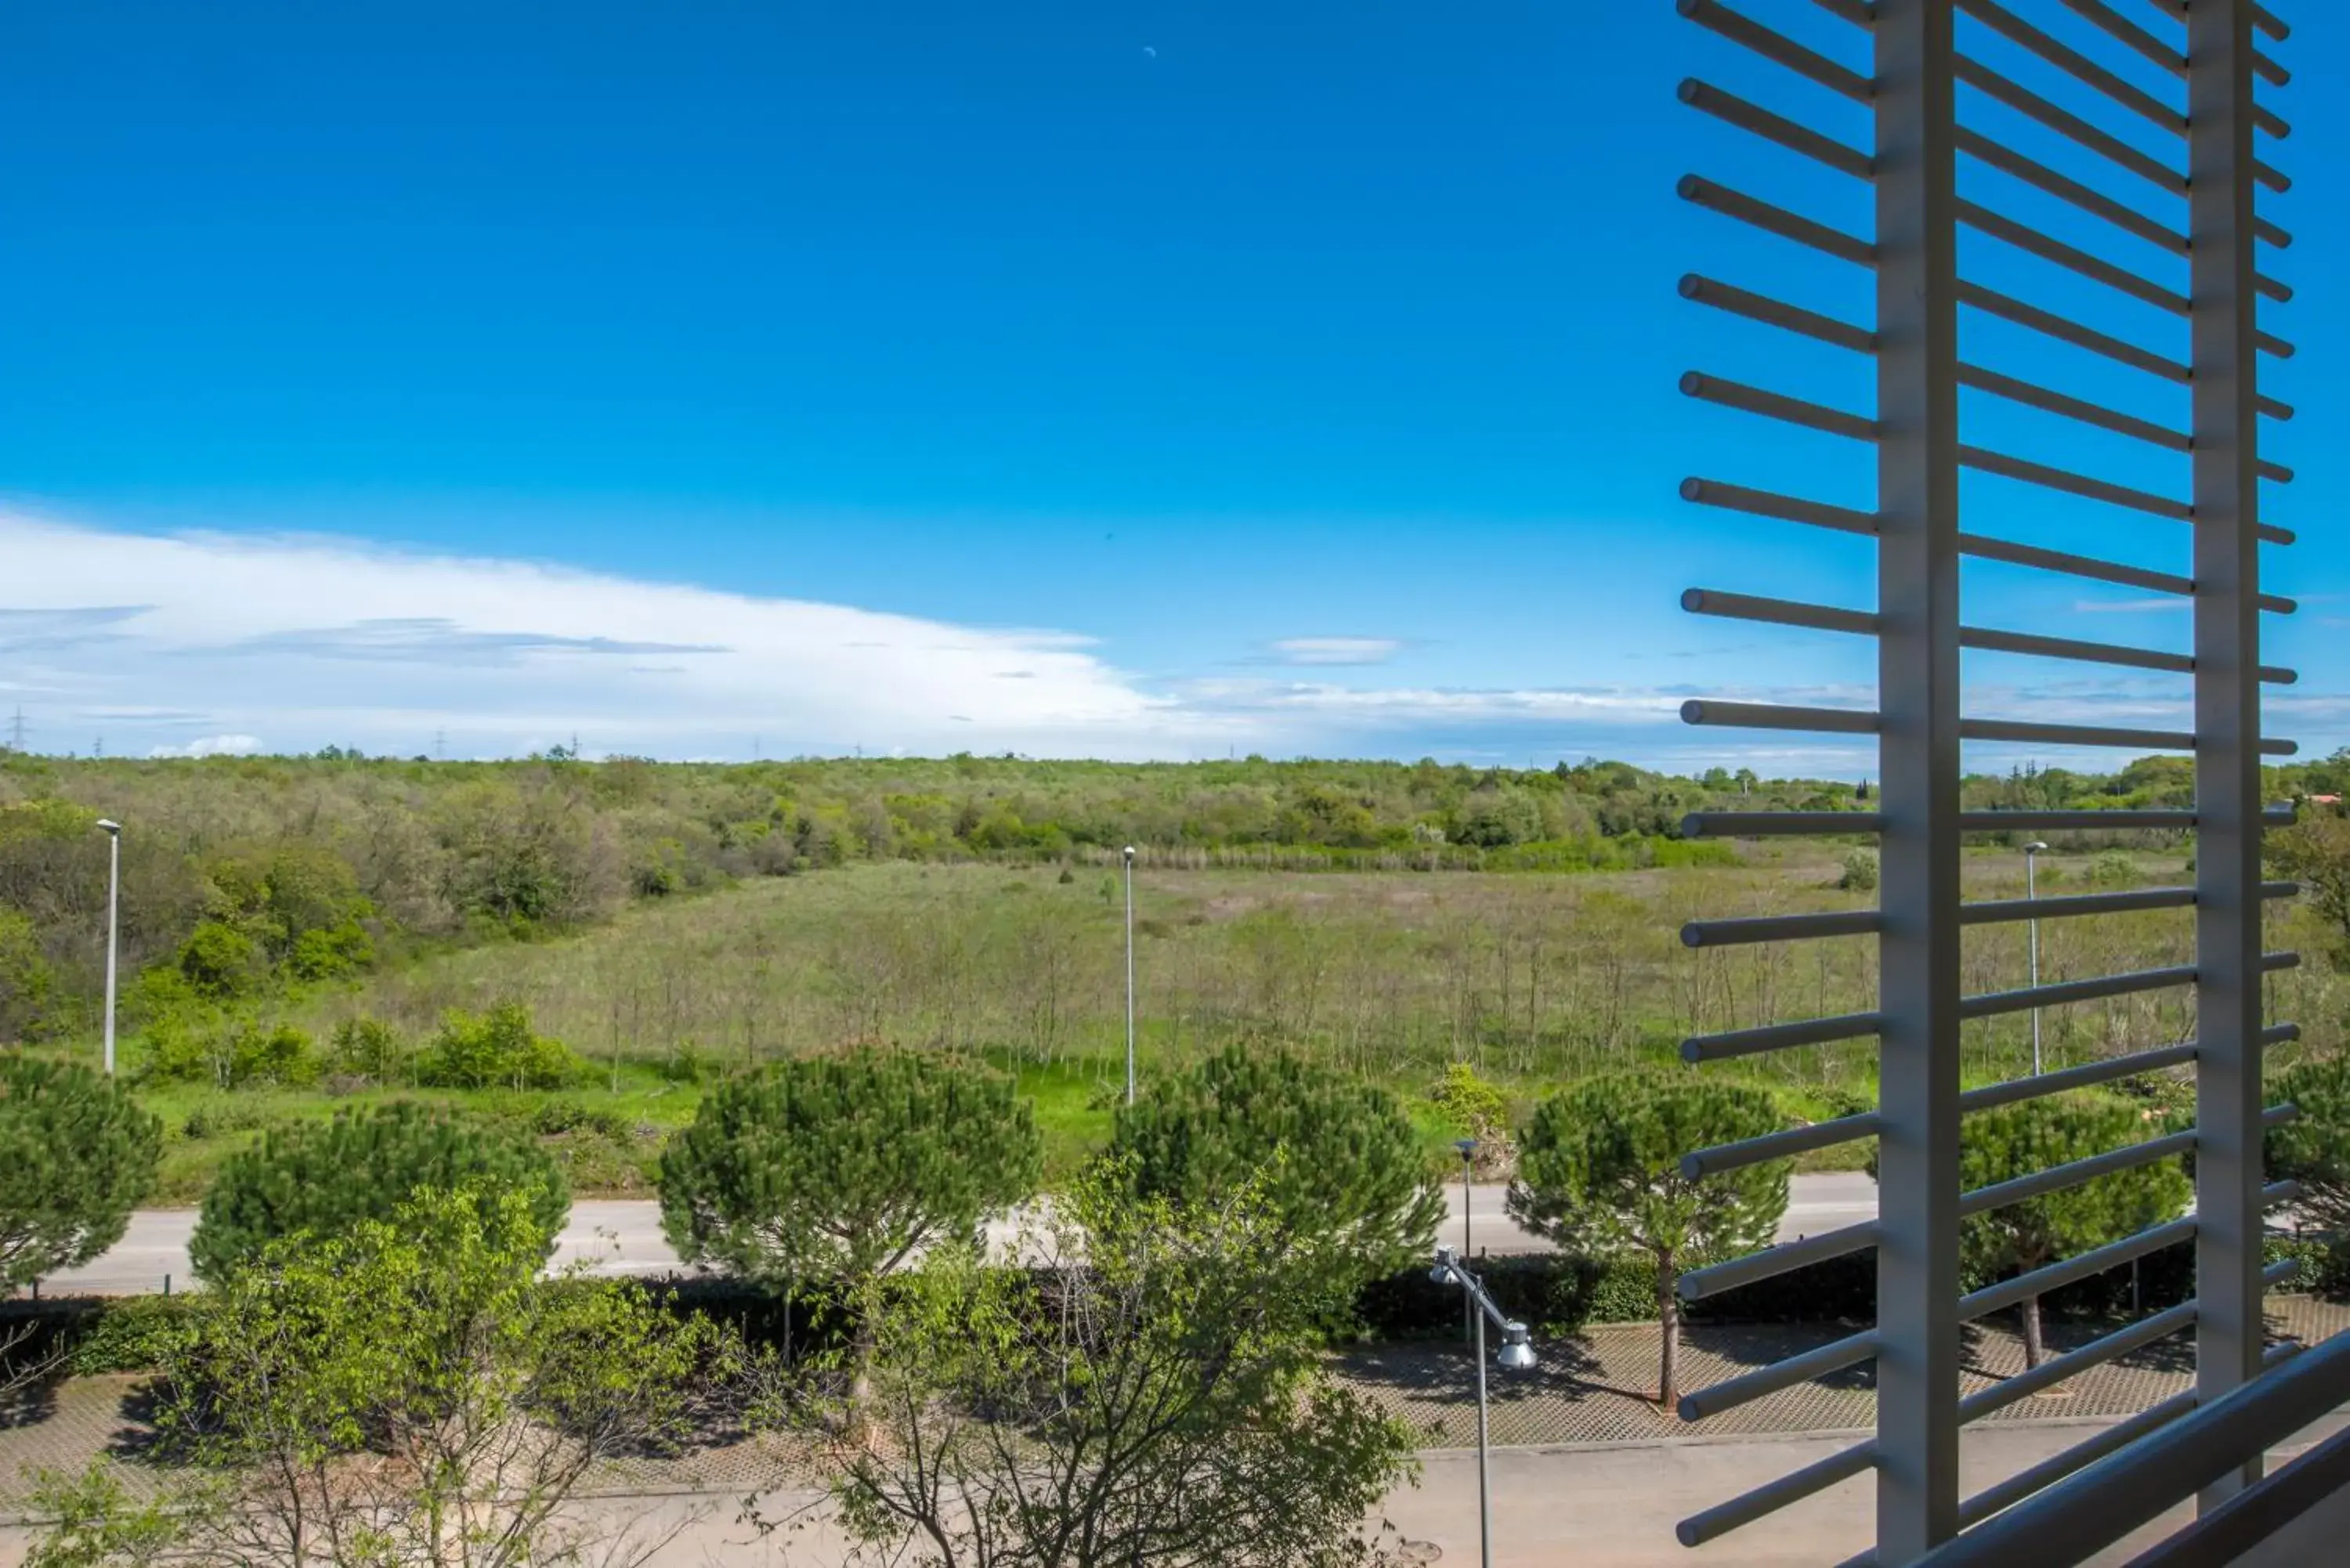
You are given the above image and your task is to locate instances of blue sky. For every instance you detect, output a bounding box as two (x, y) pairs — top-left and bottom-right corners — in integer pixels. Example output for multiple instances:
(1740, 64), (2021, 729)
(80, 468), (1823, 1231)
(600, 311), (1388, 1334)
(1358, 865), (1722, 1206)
(1, 1), (2340, 771)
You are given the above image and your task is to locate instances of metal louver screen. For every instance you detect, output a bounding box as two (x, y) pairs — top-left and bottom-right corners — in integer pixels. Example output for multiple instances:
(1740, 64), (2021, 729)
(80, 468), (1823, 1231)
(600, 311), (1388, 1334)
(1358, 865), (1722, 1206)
(1661, 2), (2302, 1561)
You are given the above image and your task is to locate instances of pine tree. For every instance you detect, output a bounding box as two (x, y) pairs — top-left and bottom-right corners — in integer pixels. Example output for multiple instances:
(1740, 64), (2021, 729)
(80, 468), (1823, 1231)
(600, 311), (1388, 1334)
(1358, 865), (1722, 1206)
(0, 1055), (162, 1290)
(1509, 1073), (1787, 1409)
(657, 1045), (1041, 1288)
(1110, 1043), (1445, 1286)
(1954, 1096), (2190, 1369)
(190, 1101), (568, 1282)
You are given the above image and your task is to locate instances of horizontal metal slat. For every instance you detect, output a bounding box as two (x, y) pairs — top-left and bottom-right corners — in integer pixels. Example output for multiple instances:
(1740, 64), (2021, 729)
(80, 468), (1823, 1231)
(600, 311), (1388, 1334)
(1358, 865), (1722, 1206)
(1679, 476), (1879, 536)
(1678, 78), (1875, 179)
(1957, 1042), (2200, 1115)
(1678, 0), (1875, 103)
(1676, 1328), (1881, 1422)
(1957, 717), (2297, 755)
(1956, 530), (2191, 595)
(1681, 811), (1886, 837)
(1957, 886), (2194, 925)
(1809, 0), (1875, 26)
(1954, 56), (2183, 193)
(1955, 127), (2186, 255)
(1958, 1129), (2197, 1219)
(1959, 444), (2189, 519)
(1960, 199), (2189, 313)
(2055, 0), (2181, 76)
(1676, 1436), (1877, 1546)
(1683, 587), (1878, 635)
(1683, 371), (1878, 440)
(1679, 1219), (1879, 1302)
(1682, 1111), (1879, 1178)
(1683, 909), (1880, 948)
(1679, 175), (1878, 266)
(1682, 699), (1880, 735)
(1959, 1299), (2198, 1424)
(1955, 1390), (2196, 1531)
(1958, 963), (2197, 1021)
(1679, 273), (1875, 352)
(1681, 1010), (1884, 1063)
(1958, 0), (2184, 137)
(1958, 362), (2186, 449)
(1958, 281), (2188, 381)
(1958, 1216), (2199, 1324)
(1958, 623), (2194, 676)
(1922, 1328), (2350, 1566)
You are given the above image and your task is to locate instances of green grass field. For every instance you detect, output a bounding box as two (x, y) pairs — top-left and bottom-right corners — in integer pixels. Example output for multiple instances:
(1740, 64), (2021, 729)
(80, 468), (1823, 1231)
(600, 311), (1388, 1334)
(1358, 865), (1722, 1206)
(102, 844), (2333, 1202)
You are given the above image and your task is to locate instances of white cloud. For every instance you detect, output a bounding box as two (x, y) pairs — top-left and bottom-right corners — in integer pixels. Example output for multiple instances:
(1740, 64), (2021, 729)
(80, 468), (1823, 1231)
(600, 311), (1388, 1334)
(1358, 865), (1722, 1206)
(1265, 636), (1406, 667)
(10, 505), (2334, 771)
(0, 508), (1209, 761)
(148, 734), (262, 759)
(2071, 598), (2190, 614)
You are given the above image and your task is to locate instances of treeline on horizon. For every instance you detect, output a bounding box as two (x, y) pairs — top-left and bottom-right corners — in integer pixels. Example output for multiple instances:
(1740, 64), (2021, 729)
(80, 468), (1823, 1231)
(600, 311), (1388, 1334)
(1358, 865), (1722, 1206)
(2, 745), (2344, 1047)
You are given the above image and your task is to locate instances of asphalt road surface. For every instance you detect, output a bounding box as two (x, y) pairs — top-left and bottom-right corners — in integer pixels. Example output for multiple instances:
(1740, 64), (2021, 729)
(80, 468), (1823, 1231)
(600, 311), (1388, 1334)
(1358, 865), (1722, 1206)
(42, 1174), (1882, 1296)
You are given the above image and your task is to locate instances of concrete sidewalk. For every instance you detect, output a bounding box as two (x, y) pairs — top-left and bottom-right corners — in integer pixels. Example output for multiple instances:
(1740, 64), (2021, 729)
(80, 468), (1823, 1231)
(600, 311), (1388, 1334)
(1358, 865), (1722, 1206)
(13, 1420), (2335, 1568)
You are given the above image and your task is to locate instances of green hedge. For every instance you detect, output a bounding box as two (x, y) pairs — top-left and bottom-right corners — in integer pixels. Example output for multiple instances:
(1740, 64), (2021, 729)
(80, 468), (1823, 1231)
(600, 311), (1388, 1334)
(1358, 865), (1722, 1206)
(10, 1234), (2342, 1378)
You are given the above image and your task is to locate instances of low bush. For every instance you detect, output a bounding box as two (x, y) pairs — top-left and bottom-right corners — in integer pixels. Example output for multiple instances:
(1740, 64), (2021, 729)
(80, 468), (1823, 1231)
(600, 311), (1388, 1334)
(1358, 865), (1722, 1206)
(414, 1003), (583, 1090)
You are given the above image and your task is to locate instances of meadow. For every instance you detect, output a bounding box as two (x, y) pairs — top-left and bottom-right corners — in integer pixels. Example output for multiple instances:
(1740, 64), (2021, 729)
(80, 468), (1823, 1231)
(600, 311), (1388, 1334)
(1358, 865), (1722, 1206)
(108, 844), (2316, 1203)
(9, 750), (2343, 1202)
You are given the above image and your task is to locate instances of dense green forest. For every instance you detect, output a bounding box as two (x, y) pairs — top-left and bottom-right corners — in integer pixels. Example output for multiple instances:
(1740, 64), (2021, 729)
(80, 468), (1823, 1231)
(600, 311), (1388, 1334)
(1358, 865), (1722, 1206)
(2, 746), (2343, 1050)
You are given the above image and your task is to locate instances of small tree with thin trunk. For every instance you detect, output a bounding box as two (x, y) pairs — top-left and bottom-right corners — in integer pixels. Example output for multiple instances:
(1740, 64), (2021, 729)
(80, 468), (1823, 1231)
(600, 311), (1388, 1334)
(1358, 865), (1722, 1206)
(659, 1045), (1041, 1406)
(802, 1159), (1417, 1568)
(1, 1053), (161, 1291)
(1509, 1073), (1787, 1408)
(190, 1100), (568, 1283)
(2266, 1053), (2350, 1243)
(1110, 1042), (1445, 1289)
(1954, 1096), (2191, 1368)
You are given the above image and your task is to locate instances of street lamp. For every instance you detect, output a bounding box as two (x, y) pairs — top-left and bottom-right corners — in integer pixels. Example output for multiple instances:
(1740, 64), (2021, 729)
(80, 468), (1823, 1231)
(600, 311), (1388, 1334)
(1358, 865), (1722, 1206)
(1454, 1138), (1477, 1343)
(2023, 840), (2049, 1076)
(96, 819), (121, 1077)
(1122, 845), (1137, 1106)
(1432, 1245), (1538, 1568)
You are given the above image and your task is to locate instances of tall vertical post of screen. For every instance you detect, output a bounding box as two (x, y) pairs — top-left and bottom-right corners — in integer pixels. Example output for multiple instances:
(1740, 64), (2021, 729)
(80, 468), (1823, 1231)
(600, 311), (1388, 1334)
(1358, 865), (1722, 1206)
(1872, 0), (1962, 1558)
(2189, 0), (2265, 1511)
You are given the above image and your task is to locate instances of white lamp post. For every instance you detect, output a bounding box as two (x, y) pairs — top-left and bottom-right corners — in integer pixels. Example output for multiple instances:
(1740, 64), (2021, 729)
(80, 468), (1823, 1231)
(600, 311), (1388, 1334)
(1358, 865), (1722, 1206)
(1122, 845), (1137, 1106)
(1432, 1245), (1538, 1568)
(96, 819), (121, 1076)
(2023, 840), (2049, 1076)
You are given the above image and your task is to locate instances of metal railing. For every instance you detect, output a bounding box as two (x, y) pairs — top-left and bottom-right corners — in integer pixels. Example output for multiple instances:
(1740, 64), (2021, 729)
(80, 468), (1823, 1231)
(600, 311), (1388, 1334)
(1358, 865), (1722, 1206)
(1669, 2), (2305, 1562)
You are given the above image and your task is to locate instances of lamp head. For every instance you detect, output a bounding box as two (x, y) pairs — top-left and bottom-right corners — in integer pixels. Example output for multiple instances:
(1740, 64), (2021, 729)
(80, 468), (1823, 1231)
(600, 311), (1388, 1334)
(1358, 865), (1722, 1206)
(1454, 1137), (1477, 1159)
(1496, 1323), (1538, 1372)
(95, 819), (121, 836)
(1430, 1244), (1458, 1285)
(2023, 840), (2049, 854)
(1123, 844), (1136, 862)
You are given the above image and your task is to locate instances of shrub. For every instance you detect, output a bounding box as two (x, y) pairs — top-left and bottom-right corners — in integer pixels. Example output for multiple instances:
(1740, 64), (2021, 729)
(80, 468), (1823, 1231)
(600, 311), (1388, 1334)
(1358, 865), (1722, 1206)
(177, 921), (262, 999)
(190, 1101), (569, 1281)
(414, 1003), (582, 1089)
(1426, 1061), (1515, 1178)
(0, 1054), (163, 1289)
(1837, 850), (1879, 892)
(328, 1016), (408, 1082)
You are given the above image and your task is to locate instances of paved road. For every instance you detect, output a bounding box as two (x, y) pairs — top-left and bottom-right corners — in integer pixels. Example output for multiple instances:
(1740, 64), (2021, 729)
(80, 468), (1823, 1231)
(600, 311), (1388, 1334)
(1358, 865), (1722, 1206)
(44, 1175), (1882, 1296)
